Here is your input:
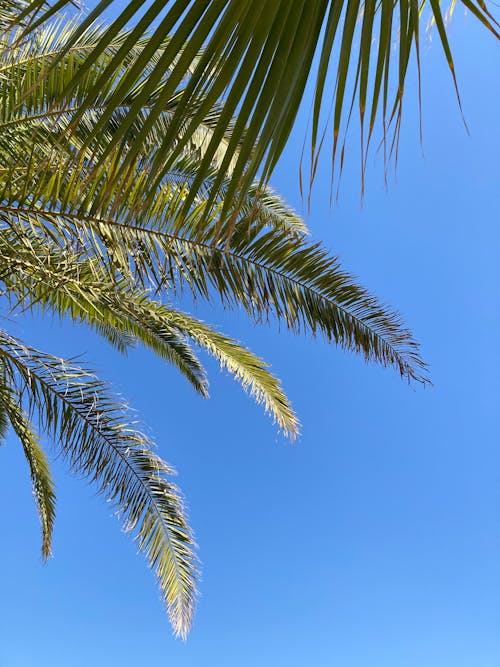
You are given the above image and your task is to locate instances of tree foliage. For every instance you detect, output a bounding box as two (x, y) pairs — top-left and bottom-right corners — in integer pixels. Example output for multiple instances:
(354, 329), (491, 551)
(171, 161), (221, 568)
(14, 0), (499, 218)
(0, 6), (428, 636)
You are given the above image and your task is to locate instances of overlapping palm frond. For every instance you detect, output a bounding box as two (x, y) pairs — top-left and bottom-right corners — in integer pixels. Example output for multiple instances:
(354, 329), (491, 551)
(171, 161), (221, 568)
(0, 15), (427, 385)
(0, 223), (299, 435)
(15, 0), (499, 217)
(0, 8), (431, 637)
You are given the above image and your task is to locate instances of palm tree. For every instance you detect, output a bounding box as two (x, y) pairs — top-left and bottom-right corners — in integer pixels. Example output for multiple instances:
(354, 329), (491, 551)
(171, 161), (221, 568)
(15, 0), (499, 221)
(0, 9), (427, 637)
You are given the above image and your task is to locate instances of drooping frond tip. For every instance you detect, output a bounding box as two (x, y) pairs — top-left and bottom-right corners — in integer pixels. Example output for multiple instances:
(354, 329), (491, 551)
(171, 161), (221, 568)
(0, 382), (56, 560)
(162, 307), (300, 439)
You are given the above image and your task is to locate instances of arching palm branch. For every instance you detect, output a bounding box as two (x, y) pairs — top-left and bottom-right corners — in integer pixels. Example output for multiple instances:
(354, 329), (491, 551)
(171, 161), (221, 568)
(0, 12), (428, 637)
(14, 0), (499, 219)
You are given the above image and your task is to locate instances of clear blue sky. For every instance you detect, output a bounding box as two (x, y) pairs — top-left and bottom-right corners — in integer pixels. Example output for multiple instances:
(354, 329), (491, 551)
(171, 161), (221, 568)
(1, 10), (499, 667)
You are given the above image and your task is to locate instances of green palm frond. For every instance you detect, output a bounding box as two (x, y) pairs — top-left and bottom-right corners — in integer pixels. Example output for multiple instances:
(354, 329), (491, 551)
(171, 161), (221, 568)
(0, 17), (241, 187)
(0, 224), (299, 434)
(0, 224), (210, 393)
(0, 0), (29, 30)
(0, 330), (197, 637)
(1, 385), (56, 560)
(0, 15), (306, 240)
(3, 204), (428, 383)
(145, 306), (300, 438)
(16, 0), (499, 214)
(0, 380), (10, 442)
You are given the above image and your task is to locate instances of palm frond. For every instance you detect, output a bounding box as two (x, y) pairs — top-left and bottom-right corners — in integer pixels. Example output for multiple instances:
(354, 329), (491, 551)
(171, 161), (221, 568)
(0, 330), (198, 637)
(1, 383), (56, 560)
(0, 12), (308, 248)
(15, 0), (499, 211)
(0, 224), (210, 393)
(0, 19), (303, 241)
(144, 306), (299, 438)
(2, 205), (429, 384)
(0, 17), (241, 184)
(0, 223), (299, 435)
(0, 368), (11, 442)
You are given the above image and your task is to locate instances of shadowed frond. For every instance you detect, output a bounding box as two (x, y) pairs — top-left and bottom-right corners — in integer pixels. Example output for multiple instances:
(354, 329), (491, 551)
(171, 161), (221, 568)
(0, 16), (242, 193)
(0, 330), (198, 637)
(16, 0), (500, 214)
(0, 22), (307, 242)
(0, 376), (10, 442)
(0, 0), (29, 30)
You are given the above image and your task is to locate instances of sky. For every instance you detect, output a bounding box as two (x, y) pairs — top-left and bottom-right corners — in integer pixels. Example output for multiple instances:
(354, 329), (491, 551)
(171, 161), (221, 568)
(1, 8), (499, 667)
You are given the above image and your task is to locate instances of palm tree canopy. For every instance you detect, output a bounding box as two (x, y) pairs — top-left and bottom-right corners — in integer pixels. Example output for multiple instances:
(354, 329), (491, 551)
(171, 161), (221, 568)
(0, 15), (429, 385)
(16, 0), (499, 218)
(0, 7), (429, 638)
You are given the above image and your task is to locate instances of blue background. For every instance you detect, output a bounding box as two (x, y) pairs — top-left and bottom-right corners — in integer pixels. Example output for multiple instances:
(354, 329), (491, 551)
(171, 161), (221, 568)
(1, 10), (499, 667)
